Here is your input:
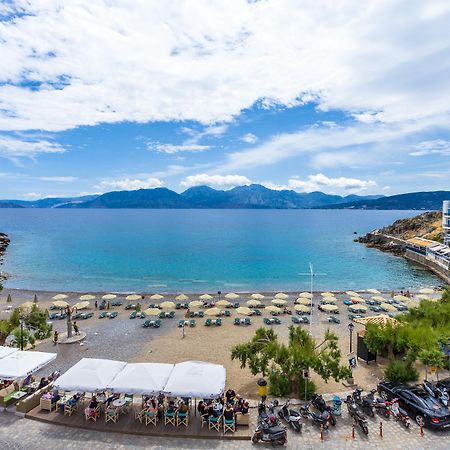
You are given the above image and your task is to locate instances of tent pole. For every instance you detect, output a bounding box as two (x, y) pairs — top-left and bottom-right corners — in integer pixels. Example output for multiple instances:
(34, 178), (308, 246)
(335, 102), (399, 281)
(194, 397), (197, 416)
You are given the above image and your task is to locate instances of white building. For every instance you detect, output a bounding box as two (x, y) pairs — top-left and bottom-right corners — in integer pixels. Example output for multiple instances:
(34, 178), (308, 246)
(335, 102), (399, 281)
(444, 200), (450, 246)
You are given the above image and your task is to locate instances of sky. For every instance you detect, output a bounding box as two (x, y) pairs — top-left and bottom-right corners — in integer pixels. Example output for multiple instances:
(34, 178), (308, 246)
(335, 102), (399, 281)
(1, 0), (450, 200)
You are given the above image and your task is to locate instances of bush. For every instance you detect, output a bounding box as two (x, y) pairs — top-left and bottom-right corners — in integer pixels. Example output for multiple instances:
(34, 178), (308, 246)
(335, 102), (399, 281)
(298, 377), (317, 401)
(384, 360), (418, 383)
(268, 370), (291, 397)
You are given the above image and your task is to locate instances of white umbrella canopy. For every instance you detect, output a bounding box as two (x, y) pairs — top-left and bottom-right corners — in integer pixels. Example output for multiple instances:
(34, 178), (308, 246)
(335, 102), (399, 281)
(176, 294), (189, 301)
(102, 294), (117, 300)
(205, 308), (222, 316)
(275, 293), (288, 299)
(160, 301), (175, 310)
(236, 307), (252, 316)
(0, 351), (56, 380)
(54, 358), (126, 392)
(80, 294), (95, 301)
(52, 300), (69, 308)
(346, 291), (360, 297)
(73, 301), (90, 310)
(296, 297), (312, 305)
(246, 299), (262, 307)
(126, 294), (141, 301)
(380, 303), (397, 312)
(143, 308), (161, 316)
(108, 362), (174, 395)
(0, 346), (18, 359)
(272, 299), (287, 305)
(150, 294), (164, 300)
(419, 288), (435, 295)
(199, 294), (213, 301)
(372, 296), (385, 302)
(294, 304), (311, 313)
(20, 301), (35, 310)
(366, 289), (381, 294)
(299, 292), (314, 299)
(393, 295), (409, 302)
(350, 297), (365, 304)
(251, 293), (265, 300)
(216, 300), (231, 307)
(265, 305), (281, 313)
(320, 304), (338, 312)
(416, 294), (432, 300)
(321, 297), (337, 304)
(188, 300), (203, 308)
(52, 294), (68, 300)
(225, 293), (239, 299)
(321, 292), (334, 297)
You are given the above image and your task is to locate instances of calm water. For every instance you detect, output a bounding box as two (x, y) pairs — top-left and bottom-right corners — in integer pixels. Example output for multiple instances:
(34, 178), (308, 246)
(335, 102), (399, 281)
(0, 209), (441, 292)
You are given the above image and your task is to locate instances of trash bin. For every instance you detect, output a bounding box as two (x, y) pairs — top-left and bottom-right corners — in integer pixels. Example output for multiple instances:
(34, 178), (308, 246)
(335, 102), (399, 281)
(257, 378), (267, 397)
(332, 395), (342, 416)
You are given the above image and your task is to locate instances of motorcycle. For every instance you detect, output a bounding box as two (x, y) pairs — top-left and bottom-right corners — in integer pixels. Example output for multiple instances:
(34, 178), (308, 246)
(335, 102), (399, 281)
(352, 388), (375, 417)
(311, 394), (337, 426)
(299, 402), (333, 429)
(252, 420), (288, 445)
(390, 398), (411, 428)
(274, 400), (302, 432)
(345, 395), (369, 435)
(423, 379), (449, 407)
(364, 389), (391, 418)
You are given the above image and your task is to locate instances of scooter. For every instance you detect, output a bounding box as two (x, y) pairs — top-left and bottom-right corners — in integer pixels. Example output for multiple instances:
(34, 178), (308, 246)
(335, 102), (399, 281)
(423, 379), (449, 407)
(390, 398), (411, 428)
(274, 400), (302, 432)
(345, 395), (369, 435)
(352, 388), (375, 417)
(253, 405), (287, 446)
(364, 389), (391, 418)
(311, 394), (337, 426)
(299, 402), (333, 429)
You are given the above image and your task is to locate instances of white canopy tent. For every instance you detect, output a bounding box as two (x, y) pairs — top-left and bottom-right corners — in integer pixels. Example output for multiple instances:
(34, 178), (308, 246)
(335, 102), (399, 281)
(0, 351), (56, 380)
(0, 346), (18, 359)
(163, 361), (226, 399)
(108, 363), (174, 395)
(54, 358), (126, 392)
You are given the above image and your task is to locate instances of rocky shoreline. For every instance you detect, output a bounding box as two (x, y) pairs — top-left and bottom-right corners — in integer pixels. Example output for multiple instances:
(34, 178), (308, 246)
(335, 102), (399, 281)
(0, 232), (10, 282)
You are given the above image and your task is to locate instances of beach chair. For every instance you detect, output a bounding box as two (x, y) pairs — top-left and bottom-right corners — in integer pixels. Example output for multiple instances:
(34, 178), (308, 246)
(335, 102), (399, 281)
(302, 317), (310, 324)
(135, 408), (146, 423)
(208, 415), (222, 432)
(144, 410), (158, 426)
(201, 414), (209, 427)
(143, 319), (150, 328)
(198, 311), (204, 318)
(244, 317), (251, 326)
(48, 312), (58, 320)
(189, 319), (196, 327)
(154, 319), (161, 328)
(291, 316), (300, 324)
(139, 312), (145, 318)
(233, 302), (240, 308)
(254, 309), (262, 316)
(105, 407), (118, 423)
(111, 300), (122, 306)
(178, 319), (186, 327)
(223, 417), (236, 433)
(189, 311), (195, 318)
(159, 311), (165, 319)
(164, 410), (176, 426)
(205, 319), (212, 326)
(177, 411), (189, 427)
(84, 406), (100, 422)
(216, 318), (222, 326)
(263, 318), (271, 325)
(234, 318), (241, 326)
(109, 311), (118, 319)
(175, 303), (182, 309)
(99, 311), (107, 319)
(125, 303), (133, 310)
(224, 310), (231, 317)
(274, 317), (281, 325)
(64, 400), (78, 416)
(129, 311), (137, 319)
(168, 311), (175, 318)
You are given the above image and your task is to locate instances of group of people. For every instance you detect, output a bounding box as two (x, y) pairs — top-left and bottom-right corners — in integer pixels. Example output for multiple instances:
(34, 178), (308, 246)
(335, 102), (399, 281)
(197, 388), (249, 422)
(52, 321), (80, 345)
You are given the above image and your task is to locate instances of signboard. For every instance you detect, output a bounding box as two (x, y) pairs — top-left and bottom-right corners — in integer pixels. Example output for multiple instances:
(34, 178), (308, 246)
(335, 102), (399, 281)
(349, 356), (357, 370)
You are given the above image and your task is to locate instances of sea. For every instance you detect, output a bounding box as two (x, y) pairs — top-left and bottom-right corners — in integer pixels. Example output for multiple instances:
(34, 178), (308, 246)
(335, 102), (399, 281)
(0, 209), (441, 293)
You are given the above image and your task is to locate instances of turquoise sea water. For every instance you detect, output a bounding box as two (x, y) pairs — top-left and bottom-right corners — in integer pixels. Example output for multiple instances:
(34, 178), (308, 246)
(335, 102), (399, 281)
(0, 209), (441, 292)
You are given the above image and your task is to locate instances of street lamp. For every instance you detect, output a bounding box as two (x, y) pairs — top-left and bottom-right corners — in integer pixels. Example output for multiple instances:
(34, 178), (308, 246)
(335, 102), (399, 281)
(348, 322), (355, 353)
(19, 315), (25, 351)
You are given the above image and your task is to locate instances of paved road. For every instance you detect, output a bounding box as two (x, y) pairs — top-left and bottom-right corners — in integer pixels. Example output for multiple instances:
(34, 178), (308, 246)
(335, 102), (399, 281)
(1, 410), (449, 450)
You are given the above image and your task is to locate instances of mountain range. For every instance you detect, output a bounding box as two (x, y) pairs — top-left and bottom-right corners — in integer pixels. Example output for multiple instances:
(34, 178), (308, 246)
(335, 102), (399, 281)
(0, 185), (448, 210)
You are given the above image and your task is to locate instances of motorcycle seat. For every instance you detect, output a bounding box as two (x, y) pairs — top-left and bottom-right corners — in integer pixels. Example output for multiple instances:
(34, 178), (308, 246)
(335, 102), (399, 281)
(267, 426), (285, 434)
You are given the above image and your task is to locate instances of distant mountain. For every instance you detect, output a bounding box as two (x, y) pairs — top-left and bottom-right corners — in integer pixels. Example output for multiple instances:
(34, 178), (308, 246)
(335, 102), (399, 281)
(0, 195), (99, 209)
(56, 184), (382, 209)
(0, 202), (24, 208)
(324, 190), (450, 210)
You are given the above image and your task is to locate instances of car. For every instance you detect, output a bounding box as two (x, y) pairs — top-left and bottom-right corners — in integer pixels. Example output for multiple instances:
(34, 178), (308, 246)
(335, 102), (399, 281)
(377, 381), (450, 430)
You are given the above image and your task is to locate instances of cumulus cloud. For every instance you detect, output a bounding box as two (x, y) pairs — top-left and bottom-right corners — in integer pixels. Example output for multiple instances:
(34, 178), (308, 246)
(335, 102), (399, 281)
(1, 1), (450, 133)
(180, 174), (251, 189)
(95, 177), (163, 192)
(0, 135), (65, 158)
(288, 174), (376, 193)
(410, 139), (450, 156)
(147, 142), (210, 153)
(38, 176), (78, 182)
(240, 133), (258, 144)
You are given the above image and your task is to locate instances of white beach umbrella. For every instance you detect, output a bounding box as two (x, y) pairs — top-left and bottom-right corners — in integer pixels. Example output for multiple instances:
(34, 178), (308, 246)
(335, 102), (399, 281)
(176, 294), (189, 301)
(294, 304), (311, 313)
(346, 291), (360, 297)
(216, 300), (231, 307)
(52, 294), (68, 300)
(272, 299), (286, 306)
(126, 294), (141, 301)
(80, 294), (95, 301)
(296, 297), (312, 305)
(225, 292), (239, 299)
(73, 301), (90, 310)
(52, 300), (69, 308)
(320, 304), (338, 312)
(205, 308), (222, 316)
(351, 297), (365, 304)
(102, 294), (117, 300)
(199, 294), (213, 301)
(380, 303), (397, 312)
(349, 304), (367, 313)
(393, 295), (409, 302)
(366, 289), (381, 294)
(150, 294), (164, 300)
(236, 307), (252, 316)
(246, 299), (262, 307)
(160, 301), (175, 309)
(372, 296), (385, 302)
(419, 288), (435, 295)
(143, 308), (160, 316)
(321, 292), (334, 297)
(188, 300), (203, 308)
(265, 305), (281, 313)
(275, 293), (288, 299)
(251, 293), (265, 300)
(322, 297), (337, 304)
(299, 292), (313, 299)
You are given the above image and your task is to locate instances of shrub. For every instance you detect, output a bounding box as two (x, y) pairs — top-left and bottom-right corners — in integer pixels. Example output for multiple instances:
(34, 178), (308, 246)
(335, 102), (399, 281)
(384, 360), (418, 383)
(298, 377), (317, 401)
(268, 370), (291, 397)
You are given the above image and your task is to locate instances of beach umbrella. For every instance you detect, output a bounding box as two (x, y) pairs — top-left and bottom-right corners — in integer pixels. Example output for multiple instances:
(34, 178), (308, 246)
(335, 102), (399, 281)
(246, 299), (262, 307)
(404, 299), (419, 309)
(322, 297), (337, 304)
(346, 291), (360, 297)
(272, 299), (286, 306)
(351, 297), (365, 304)
(126, 294), (141, 301)
(366, 289), (381, 294)
(349, 304), (367, 313)
(80, 294), (95, 301)
(296, 297), (312, 305)
(320, 304), (338, 312)
(160, 301), (175, 310)
(251, 293), (265, 300)
(416, 294), (432, 301)
(175, 294), (189, 301)
(102, 294), (117, 300)
(299, 292), (313, 299)
(225, 292), (239, 300)
(275, 293), (288, 299)
(150, 294), (164, 300)
(419, 288), (435, 295)
(216, 300), (231, 307)
(236, 307), (252, 316)
(321, 292), (334, 297)
(294, 304), (311, 313)
(372, 296), (385, 302)
(143, 308), (160, 316)
(380, 303), (397, 312)
(188, 300), (203, 308)
(199, 294), (213, 301)
(393, 295), (409, 302)
(20, 301), (34, 310)
(205, 308), (221, 316)
(265, 305), (281, 313)
(73, 301), (90, 310)
(52, 300), (69, 308)
(52, 294), (68, 300)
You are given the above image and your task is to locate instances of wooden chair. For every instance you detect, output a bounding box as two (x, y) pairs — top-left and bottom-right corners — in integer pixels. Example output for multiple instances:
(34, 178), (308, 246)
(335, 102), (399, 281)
(84, 406), (100, 422)
(135, 407), (146, 423)
(176, 411), (188, 427)
(64, 401), (78, 416)
(105, 407), (118, 423)
(164, 410), (176, 426)
(201, 414), (209, 428)
(208, 415), (222, 432)
(144, 411), (158, 426)
(223, 417), (236, 433)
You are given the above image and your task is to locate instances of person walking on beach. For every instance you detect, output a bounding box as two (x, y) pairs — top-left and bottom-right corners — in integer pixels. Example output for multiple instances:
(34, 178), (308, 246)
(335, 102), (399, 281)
(73, 321), (79, 335)
(53, 330), (59, 345)
(95, 300), (98, 310)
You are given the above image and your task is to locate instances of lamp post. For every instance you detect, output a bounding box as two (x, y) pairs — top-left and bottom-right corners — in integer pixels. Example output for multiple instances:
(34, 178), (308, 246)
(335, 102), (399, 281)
(19, 315), (25, 351)
(348, 322), (355, 354)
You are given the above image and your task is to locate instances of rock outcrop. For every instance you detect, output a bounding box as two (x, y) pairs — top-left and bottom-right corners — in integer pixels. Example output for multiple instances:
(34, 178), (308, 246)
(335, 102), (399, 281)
(0, 232), (10, 282)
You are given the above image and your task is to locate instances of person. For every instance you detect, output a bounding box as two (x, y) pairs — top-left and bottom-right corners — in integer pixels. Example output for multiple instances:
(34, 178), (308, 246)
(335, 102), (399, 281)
(197, 400), (206, 416)
(53, 330), (59, 345)
(88, 395), (99, 410)
(38, 377), (47, 390)
(224, 403), (235, 421)
(178, 400), (188, 414)
(73, 321), (79, 335)
(241, 400), (249, 414)
(225, 388), (236, 404)
(107, 301), (110, 310)
(147, 399), (158, 414)
(95, 300), (98, 310)
(166, 400), (176, 415)
(213, 400), (223, 416)
(105, 393), (119, 407)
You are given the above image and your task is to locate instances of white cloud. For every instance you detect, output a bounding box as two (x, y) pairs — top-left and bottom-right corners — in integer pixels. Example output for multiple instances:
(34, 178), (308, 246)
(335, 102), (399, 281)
(147, 142), (210, 153)
(181, 174), (251, 189)
(287, 174), (376, 193)
(95, 177), (163, 192)
(0, 1), (449, 132)
(0, 135), (65, 158)
(39, 176), (78, 182)
(410, 139), (450, 156)
(240, 133), (258, 144)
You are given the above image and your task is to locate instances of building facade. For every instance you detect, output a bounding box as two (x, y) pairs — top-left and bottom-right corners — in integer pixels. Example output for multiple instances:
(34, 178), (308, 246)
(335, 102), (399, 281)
(444, 200), (450, 246)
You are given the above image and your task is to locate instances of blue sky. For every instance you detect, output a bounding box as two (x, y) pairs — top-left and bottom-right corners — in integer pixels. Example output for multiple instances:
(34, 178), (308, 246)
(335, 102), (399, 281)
(1, 0), (450, 200)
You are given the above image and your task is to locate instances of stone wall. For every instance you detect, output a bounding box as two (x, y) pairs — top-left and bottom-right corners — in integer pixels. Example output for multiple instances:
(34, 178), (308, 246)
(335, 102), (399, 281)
(405, 249), (450, 285)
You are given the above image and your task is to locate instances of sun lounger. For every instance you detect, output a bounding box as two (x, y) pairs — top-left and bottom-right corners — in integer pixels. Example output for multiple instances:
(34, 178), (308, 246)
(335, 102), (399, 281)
(80, 312), (93, 320)
(111, 300), (122, 306)
(216, 318), (222, 326)
(234, 318), (241, 325)
(233, 302), (240, 308)
(274, 317), (281, 324)
(125, 303), (135, 310)
(292, 316), (301, 324)
(108, 311), (118, 319)
(223, 310), (231, 317)
(244, 317), (251, 326)
(189, 319), (196, 327)
(129, 311), (137, 319)
(178, 320), (186, 327)
(254, 309), (262, 316)
(99, 311), (107, 319)
(205, 319), (212, 326)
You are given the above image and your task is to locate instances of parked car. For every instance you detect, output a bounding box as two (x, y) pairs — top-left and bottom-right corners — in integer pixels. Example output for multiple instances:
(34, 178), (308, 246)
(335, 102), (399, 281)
(377, 381), (450, 430)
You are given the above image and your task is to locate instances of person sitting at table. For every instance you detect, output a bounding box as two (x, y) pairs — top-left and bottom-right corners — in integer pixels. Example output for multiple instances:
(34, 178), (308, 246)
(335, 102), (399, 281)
(213, 400), (223, 417)
(88, 395), (99, 410)
(38, 377), (48, 390)
(224, 403), (235, 421)
(23, 374), (33, 387)
(166, 400), (176, 415)
(178, 400), (188, 414)
(225, 388), (236, 404)
(197, 400), (207, 416)
(105, 393), (119, 407)
(146, 399), (158, 414)
(241, 400), (249, 414)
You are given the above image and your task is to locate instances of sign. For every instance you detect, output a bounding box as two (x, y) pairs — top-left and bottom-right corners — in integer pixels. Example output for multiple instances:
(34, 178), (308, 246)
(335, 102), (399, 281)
(429, 366), (437, 374)
(349, 356), (357, 370)
(302, 370), (310, 379)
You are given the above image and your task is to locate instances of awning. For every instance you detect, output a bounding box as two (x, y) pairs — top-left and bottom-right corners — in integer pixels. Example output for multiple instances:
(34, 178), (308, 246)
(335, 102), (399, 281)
(0, 346), (18, 359)
(163, 361), (226, 399)
(0, 351), (56, 380)
(54, 358), (126, 392)
(108, 363), (174, 395)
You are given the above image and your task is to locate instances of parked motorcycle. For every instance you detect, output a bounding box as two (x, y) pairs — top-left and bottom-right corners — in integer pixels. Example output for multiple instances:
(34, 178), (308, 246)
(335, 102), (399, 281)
(274, 400), (302, 432)
(252, 420), (288, 445)
(311, 394), (337, 426)
(364, 389), (391, 418)
(390, 398), (411, 428)
(352, 388), (375, 417)
(299, 402), (333, 429)
(423, 379), (449, 407)
(345, 395), (369, 435)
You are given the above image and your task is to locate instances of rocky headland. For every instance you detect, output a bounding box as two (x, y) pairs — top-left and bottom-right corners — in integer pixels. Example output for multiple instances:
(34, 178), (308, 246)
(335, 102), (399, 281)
(0, 232), (10, 282)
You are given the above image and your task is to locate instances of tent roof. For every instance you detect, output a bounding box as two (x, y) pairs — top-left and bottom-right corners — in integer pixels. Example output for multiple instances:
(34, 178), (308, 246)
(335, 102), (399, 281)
(163, 361), (226, 399)
(54, 358), (126, 392)
(108, 363), (174, 395)
(0, 346), (18, 359)
(0, 351), (56, 380)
